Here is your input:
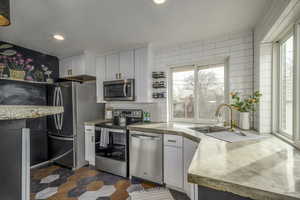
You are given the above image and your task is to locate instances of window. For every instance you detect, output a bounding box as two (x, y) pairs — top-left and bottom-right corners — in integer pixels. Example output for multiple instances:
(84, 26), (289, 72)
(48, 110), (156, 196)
(279, 35), (294, 137)
(273, 26), (300, 145)
(170, 63), (226, 122)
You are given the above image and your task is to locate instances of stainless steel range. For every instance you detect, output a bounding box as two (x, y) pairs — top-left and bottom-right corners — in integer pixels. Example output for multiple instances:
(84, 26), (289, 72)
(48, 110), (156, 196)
(94, 109), (143, 177)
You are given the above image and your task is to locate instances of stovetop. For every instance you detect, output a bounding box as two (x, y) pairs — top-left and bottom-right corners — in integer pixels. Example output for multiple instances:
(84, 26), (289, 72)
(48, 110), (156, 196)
(95, 109), (143, 130)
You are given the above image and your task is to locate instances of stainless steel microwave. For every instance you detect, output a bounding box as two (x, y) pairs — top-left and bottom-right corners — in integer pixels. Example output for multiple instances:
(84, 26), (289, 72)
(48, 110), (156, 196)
(103, 79), (135, 101)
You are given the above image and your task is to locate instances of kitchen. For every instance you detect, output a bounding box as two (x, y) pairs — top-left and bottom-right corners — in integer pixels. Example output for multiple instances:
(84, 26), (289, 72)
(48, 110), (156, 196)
(0, 0), (299, 200)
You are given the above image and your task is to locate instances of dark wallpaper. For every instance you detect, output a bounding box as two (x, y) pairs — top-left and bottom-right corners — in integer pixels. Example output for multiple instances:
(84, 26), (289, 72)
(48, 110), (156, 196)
(0, 41), (59, 82)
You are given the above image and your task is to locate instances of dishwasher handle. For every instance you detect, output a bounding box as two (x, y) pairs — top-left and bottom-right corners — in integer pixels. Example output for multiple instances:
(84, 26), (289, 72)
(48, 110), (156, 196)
(131, 134), (161, 141)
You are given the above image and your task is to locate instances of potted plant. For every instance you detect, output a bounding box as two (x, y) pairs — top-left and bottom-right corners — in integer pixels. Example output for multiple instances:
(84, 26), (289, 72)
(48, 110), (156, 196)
(230, 91), (262, 130)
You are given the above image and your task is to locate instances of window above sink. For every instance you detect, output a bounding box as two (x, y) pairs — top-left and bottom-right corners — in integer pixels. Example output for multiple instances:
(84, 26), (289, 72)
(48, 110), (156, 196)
(169, 58), (229, 124)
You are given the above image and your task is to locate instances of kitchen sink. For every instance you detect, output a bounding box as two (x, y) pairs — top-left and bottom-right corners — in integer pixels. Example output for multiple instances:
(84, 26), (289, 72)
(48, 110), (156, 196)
(189, 126), (228, 133)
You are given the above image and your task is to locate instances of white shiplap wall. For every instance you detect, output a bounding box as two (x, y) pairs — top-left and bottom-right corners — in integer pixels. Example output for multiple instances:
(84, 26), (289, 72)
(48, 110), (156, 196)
(152, 31), (254, 122)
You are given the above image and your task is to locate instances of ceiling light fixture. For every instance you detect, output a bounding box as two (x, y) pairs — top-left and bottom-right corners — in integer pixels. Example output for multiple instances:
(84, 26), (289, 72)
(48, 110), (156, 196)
(53, 34), (65, 41)
(0, 0), (11, 26)
(153, 0), (166, 5)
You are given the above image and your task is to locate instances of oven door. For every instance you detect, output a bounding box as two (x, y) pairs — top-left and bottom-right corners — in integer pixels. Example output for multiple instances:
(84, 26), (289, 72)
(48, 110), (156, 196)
(103, 79), (135, 101)
(95, 128), (128, 177)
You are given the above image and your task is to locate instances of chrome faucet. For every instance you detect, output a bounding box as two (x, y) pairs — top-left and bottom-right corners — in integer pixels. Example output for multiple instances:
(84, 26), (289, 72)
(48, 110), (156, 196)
(215, 104), (234, 132)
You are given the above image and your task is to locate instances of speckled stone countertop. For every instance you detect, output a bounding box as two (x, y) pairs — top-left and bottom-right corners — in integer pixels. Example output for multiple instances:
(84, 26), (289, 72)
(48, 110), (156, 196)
(0, 105), (64, 120)
(84, 119), (110, 126)
(128, 122), (300, 200)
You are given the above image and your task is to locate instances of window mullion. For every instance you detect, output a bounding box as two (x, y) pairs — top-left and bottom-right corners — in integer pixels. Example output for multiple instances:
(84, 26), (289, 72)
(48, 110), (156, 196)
(194, 66), (199, 122)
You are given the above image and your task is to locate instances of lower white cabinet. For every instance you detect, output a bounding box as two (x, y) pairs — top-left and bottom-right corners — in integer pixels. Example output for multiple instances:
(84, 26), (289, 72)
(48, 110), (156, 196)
(163, 134), (198, 199)
(164, 135), (183, 189)
(183, 138), (198, 199)
(84, 125), (95, 166)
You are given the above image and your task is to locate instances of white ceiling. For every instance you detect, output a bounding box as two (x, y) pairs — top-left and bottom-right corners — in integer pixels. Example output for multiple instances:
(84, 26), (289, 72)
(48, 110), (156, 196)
(0, 0), (273, 58)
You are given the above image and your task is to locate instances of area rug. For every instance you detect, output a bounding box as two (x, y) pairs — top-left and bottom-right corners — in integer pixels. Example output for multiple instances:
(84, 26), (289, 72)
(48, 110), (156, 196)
(128, 188), (175, 200)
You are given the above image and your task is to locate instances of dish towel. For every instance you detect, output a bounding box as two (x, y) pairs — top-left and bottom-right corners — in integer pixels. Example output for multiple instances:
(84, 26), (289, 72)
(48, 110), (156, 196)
(100, 128), (110, 148)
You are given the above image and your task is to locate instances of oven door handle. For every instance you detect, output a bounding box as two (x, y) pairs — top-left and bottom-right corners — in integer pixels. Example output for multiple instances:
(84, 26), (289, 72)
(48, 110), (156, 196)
(123, 80), (127, 97)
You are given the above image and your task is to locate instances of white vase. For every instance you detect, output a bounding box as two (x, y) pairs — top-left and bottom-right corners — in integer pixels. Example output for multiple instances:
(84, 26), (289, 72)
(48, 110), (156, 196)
(239, 112), (250, 130)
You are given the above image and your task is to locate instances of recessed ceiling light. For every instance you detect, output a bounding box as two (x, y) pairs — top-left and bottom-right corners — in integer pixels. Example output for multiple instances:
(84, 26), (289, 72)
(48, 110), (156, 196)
(53, 34), (65, 41)
(153, 0), (166, 5)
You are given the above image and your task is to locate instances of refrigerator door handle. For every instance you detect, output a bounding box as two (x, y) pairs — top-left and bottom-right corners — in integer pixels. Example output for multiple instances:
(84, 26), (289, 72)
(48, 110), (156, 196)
(49, 135), (74, 141)
(56, 87), (61, 130)
(53, 87), (59, 130)
(58, 87), (64, 130)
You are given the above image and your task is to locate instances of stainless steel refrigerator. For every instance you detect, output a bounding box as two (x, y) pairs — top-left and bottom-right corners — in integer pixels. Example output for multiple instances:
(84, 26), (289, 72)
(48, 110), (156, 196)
(47, 81), (104, 169)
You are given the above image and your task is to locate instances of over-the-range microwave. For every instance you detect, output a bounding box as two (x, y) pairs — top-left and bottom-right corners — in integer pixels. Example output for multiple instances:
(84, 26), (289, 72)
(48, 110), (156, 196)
(103, 79), (135, 101)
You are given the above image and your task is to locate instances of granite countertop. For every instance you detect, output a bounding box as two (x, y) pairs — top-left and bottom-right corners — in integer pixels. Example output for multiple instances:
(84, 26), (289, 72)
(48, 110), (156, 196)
(0, 105), (64, 120)
(128, 122), (300, 200)
(84, 119), (110, 126)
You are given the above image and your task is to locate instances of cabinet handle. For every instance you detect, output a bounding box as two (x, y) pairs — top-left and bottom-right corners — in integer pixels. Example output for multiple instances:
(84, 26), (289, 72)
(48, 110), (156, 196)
(167, 140), (177, 143)
(86, 129), (93, 131)
(91, 136), (94, 143)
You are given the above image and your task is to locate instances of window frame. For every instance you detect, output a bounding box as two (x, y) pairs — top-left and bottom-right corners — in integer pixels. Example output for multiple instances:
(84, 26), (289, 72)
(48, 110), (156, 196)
(272, 24), (300, 147)
(168, 58), (229, 123)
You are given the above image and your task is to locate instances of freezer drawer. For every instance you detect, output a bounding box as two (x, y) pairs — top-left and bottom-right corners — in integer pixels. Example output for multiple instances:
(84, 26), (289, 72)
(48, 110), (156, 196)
(129, 131), (163, 184)
(48, 135), (74, 169)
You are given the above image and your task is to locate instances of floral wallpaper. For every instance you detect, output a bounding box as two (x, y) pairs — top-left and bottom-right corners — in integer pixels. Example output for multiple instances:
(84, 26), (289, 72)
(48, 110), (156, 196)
(0, 41), (59, 82)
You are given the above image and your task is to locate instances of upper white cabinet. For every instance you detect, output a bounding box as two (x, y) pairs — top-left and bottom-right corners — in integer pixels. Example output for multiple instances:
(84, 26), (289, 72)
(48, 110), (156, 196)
(134, 47), (152, 103)
(105, 50), (135, 80)
(96, 46), (152, 103)
(106, 53), (120, 80)
(120, 50), (134, 79)
(59, 51), (96, 78)
(96, 56), (106, 103)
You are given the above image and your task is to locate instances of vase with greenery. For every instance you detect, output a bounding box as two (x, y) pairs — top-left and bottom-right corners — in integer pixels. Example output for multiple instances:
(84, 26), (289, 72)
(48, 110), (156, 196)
(230, 91), (262, 130)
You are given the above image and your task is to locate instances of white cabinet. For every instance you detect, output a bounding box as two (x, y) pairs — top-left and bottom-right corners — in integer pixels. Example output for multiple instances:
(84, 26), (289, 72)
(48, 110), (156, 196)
(59, 57), (73, 77)
(120, 50), (134, 79)
(105, 50), (135, 80)
(85, 125), (95, 166)
(96, 56), (106, 103)
(59, 51), (96, 78)
(183, 138), (198, 200)
(164, 134), (183, 189)
(106, 53), (120, 80)
(134, 47), (152, 102)
(95, 46), (152, 103)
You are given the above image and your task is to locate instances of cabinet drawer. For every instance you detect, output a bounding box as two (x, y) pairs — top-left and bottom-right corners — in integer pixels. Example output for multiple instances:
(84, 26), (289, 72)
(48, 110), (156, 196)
(164, 134), (183, 147)
(85, 126), (95, 133)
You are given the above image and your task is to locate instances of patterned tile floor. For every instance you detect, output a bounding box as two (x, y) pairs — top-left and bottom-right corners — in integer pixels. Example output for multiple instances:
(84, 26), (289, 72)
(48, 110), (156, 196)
(31, 165), (190, 200)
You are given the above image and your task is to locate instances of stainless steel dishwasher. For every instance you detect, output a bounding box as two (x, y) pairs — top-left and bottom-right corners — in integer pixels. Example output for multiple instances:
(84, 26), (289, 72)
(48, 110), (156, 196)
(129, 131), (163, 184)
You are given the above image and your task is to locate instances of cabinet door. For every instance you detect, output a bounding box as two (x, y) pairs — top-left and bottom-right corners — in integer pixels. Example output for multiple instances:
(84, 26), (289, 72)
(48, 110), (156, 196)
(71, 55), (85, 76)
(134, 48), (152, 102)
(183, 138), (198, 199)
(84, 52), (96, 76)
(120, 50), (134, 79)
(59, 57), (73, 77)
(96, 56), (106, 103)
(164, 145), (183, 189)
(85, 126), (95, 165)
(106, 53), (120, 80)
(90, 132), (95, 166)
(84, 131), (91, 163)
